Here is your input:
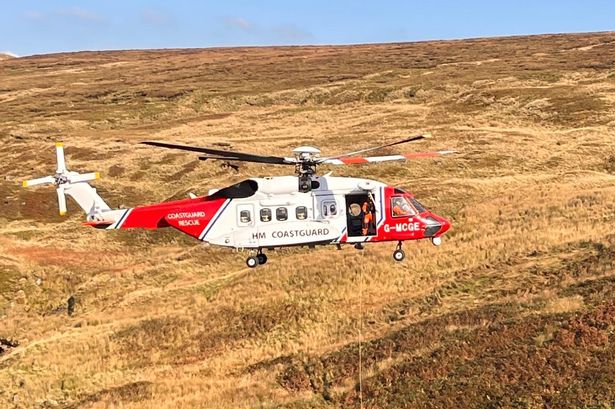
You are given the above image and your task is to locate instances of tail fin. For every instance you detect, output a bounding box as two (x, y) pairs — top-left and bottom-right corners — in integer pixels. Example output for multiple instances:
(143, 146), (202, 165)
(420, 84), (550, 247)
(22, 142), (111, 217)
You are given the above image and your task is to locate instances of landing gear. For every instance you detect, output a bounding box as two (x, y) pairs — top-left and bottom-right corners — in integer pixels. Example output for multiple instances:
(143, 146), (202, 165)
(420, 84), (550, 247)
(393, 241), (405, 262)
(246, 250), (268, 268)
(246, 256), (259, 268)
(393, 249), (405, 261)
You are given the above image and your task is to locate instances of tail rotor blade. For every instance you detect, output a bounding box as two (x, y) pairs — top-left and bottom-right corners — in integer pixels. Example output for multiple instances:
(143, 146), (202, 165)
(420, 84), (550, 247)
(68, 172), (100, 184)
(57, 185), (67, 216)
(55, 142), (66, 173)
(22, 175), (55, 187)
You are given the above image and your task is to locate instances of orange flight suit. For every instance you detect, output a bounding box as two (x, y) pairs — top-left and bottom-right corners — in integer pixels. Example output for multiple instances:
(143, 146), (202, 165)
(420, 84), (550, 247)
(362, 202), (373, 235)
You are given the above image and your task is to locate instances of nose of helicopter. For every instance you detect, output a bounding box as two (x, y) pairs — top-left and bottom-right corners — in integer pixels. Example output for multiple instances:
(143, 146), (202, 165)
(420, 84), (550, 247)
(427, 213), (451, 237)
(438, 216), (451, 235)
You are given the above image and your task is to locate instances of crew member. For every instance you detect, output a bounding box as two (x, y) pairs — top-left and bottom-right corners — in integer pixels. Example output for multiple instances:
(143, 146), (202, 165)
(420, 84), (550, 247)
(362, 201), (374, 235)
(392, 197), (411, 216)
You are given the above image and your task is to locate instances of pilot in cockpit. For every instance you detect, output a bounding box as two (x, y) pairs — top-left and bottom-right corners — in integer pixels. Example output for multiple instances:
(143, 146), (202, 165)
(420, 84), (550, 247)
(392, 197), (412, 216)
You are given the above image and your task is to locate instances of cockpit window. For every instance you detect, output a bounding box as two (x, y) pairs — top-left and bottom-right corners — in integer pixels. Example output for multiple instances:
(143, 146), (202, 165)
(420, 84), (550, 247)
(391, 196), (417, 217)
(410, 198), (427, 213)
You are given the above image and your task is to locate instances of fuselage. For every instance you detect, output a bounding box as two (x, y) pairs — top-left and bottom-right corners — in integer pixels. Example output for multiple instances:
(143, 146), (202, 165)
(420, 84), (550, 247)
(106, 175), (451, 250)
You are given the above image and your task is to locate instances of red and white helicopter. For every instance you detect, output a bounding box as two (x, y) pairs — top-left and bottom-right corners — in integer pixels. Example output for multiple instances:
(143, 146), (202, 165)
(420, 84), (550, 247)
(23, 134), (454, 267)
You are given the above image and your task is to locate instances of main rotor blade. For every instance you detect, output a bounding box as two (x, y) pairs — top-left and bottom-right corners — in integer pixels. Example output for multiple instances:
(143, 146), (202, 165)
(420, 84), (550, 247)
(198, 155), (296, 164)
(318, 133), (432, 163)
(141, 141), (292, 165)
(321, 150), (456, 165)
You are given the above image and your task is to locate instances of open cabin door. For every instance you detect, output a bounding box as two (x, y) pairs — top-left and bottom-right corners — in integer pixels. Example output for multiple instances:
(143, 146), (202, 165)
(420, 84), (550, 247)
(344, 189), (381, 240)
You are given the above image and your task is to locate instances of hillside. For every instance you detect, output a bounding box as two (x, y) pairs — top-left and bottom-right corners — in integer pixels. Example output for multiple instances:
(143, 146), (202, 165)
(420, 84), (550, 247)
(1, 32), (614, 408)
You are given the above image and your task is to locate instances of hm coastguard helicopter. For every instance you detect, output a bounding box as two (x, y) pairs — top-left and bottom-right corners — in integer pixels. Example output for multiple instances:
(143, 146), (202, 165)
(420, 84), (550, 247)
(22, 134), (454, 267)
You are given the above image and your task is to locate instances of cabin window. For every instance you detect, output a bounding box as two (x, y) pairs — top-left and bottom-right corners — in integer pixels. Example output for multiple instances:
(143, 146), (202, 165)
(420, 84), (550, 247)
(329, 203), (337, 215)
(276, 207), (288, 221)
(239, 210), (252, 223)
(391, 196), (416, 217)
(260, 208), (272, 222)
(349, 203), (362, 217)
(321, 200), (337, 218)
(296, 206), (308, 220)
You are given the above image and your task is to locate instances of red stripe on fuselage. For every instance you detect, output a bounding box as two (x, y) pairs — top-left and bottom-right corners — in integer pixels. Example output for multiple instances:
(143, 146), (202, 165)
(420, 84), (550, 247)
(119, 196), (228, 240)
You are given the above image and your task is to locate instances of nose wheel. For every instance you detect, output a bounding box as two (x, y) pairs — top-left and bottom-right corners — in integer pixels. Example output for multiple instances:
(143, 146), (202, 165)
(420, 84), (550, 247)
(393, 241), (405, 262)
(246, 250), (268, 268)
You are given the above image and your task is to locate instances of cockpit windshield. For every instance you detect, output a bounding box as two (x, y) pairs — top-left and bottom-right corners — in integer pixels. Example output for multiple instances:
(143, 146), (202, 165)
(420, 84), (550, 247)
(391, 196), (417, 217)
(410, 197), (427, 213)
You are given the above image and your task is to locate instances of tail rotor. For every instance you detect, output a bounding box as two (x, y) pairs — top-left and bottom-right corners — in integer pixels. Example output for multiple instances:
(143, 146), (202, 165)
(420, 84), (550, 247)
(22, 142), (101, 216)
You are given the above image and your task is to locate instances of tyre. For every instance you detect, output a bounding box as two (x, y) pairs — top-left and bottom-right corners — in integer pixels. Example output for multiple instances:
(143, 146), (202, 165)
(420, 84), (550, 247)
(246, 256), (259, 268)
(257, 254), (268, 265)
(393, 249), (405, 262)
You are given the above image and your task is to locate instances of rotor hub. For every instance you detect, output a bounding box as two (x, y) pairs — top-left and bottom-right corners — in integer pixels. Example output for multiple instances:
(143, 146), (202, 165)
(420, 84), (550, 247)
(292, 146), (321, 160)
(291, 147), (321, 192)
(54, 173), (69, 186)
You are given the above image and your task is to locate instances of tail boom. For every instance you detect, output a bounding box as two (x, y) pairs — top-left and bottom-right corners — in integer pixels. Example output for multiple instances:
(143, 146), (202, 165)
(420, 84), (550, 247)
(93, 196), (231, 241)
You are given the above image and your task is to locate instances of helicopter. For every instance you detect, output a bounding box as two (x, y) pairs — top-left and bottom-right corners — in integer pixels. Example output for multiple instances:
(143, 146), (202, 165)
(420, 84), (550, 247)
(22, 134), (454, 267)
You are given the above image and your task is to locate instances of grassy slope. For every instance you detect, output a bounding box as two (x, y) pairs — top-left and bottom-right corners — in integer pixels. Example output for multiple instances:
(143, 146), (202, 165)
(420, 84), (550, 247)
(0, 32), (614, 408)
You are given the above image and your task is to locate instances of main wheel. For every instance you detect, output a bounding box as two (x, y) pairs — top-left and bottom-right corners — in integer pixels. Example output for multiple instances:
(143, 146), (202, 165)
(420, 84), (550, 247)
(257, 253), (268, 265)
(246, 256), (259, 268)
(393, 249), (405, 262)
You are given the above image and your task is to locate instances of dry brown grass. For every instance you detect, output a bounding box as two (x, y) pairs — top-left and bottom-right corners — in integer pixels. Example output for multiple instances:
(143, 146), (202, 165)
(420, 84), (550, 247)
(0, 32), (614, 408)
